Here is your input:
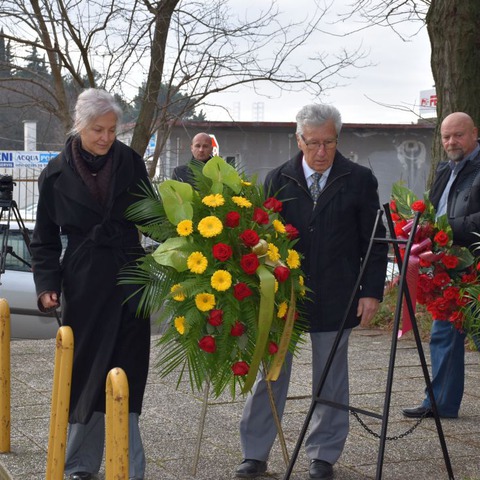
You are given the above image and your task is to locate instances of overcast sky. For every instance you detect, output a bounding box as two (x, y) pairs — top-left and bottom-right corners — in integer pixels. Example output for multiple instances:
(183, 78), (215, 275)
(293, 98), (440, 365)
(203, 1), (435, 125)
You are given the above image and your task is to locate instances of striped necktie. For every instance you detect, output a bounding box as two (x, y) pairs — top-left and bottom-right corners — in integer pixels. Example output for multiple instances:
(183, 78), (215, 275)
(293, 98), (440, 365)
(309, 172), (322, 203)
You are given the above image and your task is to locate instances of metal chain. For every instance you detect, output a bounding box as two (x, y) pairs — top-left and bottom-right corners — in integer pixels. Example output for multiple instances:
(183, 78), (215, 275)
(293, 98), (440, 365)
(350, 411), (425, 441)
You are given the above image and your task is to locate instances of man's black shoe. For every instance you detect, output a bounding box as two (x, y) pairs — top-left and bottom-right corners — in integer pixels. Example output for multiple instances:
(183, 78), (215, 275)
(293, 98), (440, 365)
(309, 459), (333, 479)
(69, 473), (93, 480)
(235, 459), (267, 478)
(402, 406), (434, 418)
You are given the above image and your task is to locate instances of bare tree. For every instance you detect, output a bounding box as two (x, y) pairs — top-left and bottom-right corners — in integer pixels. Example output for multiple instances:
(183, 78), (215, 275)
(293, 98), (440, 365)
(345, 0), (480, 183)
(0, 0), (367, 176)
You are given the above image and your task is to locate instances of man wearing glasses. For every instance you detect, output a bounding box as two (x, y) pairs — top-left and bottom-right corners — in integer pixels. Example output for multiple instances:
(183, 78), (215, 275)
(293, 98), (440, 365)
(235, 104), (388, 479)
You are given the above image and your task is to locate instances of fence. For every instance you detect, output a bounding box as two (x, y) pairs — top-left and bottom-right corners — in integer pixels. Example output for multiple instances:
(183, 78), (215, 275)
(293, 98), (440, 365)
(0, 167), (43, 221)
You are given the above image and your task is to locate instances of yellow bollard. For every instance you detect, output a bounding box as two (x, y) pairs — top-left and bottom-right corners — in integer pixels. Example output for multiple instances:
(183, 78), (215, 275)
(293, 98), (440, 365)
(0, 298), (10, 453)
(46, 326), (73, 480)
(106, 367), (129, 480)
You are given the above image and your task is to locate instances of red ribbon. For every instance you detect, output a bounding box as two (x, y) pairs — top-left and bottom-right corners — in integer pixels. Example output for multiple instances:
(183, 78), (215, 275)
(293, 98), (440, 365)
(399, 233), (432, 337)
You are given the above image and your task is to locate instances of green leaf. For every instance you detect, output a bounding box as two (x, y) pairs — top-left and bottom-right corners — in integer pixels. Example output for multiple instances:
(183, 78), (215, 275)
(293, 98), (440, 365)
(158, 180), (194, 224)
(202, 156), (242, 194)
(152, 237), (193, 272)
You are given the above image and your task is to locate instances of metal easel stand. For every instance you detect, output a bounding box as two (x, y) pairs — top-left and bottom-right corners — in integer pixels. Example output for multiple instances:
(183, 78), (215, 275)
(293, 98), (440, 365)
(282, 207), (455, 480)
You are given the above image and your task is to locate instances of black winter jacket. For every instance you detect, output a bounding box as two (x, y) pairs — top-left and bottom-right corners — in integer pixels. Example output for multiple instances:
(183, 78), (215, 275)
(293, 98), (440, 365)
(429, 146), (480, 249)
(264, 151), (388, 332)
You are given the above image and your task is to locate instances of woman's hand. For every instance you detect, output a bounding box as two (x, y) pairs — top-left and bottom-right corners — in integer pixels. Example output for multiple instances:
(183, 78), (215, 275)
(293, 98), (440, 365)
(39, 291), (60, 311)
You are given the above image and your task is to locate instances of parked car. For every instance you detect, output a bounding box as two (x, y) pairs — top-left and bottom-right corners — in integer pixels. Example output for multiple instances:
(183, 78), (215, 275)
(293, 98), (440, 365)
(1, 221), (59, 339)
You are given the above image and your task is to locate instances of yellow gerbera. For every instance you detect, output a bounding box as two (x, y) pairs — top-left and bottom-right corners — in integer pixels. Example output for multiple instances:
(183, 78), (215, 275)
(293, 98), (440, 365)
(195, 293), (216, 312)
(197, 216), (223, 238)
(187, 251), (208, 274)
(286, 249), (301, 269)
(202, 193), (225, 207)
(298, 275), (306, 296)
(174, 316), (186, 334)
(176, 219), (193, 236)
(272, 219), (286, 234)
(277, 301), (288, 318)
(170, 283), (186, 301)
(211, 270), (232, 291)
(231, 196), (252, 208)
(267, 243), (280, 262)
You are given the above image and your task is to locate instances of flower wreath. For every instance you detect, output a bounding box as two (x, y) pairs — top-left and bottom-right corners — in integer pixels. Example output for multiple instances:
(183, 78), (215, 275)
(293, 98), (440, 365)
(390, 181), (480, 334)
(121, 157), (308, 396)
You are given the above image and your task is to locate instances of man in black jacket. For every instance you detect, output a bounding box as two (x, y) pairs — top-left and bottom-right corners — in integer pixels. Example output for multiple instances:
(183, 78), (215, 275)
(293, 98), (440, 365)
(172, 132), (214, 185)
(403, 112), (480, 419)
(235, 104), (388, 480)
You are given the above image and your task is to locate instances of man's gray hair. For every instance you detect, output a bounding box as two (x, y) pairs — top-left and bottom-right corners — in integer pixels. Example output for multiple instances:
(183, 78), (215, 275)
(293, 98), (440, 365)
(296, 104), (342, 136)
(70, 88), (123, 136)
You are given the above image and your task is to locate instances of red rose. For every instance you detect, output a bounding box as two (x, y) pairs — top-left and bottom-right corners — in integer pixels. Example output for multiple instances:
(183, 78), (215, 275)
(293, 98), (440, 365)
(208, 309), (223, 327)
(230, 321), (246, 336)
(411, 200), (426, 213)
(457, 294), (470, 307)
(434, 230), (449, 247)
(391, 213), (400, 222)
(198, 335), (216, 353)
(419, 258), (432, 268)
(394, 220), (407, 238)
(263, 197), (283, 212)
(212, 243), (233, 262)
(225, 211), (241, 228)
(461, 272), (477, 283)
(268, 341), (279, 355)
(232, 361), (249, 376)
(417, 274), (434, 292)
(252, 207), (270, 225)
(233, 283), (253, 301)
(443, 286), (460, 301)
(390, 199), (397, 212)
(441, 254), (459, 269)
(240, 229), (260, 247)
(432, 272), (451, 287)
(285, 224), (299, 240)
(240, 253), (260, 275)
(274, 265), (290, 283)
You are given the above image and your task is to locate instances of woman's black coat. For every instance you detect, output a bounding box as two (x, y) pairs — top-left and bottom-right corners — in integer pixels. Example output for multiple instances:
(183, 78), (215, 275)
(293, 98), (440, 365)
(30, 139), (151, 424)
(264, 151), (388, 332)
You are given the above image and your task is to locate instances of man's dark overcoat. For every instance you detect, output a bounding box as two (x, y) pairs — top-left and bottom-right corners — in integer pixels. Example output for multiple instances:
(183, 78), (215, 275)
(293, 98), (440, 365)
(264, 151), (388, 332)
(429, 145), (480, 249)
(31, 139), (151, 424)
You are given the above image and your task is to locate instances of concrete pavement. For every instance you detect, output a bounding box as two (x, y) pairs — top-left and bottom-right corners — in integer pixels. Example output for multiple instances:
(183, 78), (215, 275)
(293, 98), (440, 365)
(0, 327), (479, 479)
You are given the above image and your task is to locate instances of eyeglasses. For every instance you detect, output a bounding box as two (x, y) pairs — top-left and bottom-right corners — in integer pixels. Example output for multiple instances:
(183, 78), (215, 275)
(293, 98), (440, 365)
(300, 134), (337, 151)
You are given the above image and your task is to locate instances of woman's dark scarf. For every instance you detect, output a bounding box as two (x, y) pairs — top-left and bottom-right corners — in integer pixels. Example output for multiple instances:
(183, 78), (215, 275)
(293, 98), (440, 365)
(68, 135), (113, 207)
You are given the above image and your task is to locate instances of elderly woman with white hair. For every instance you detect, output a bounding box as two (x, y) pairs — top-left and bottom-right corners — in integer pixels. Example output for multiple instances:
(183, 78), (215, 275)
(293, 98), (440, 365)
(30, 88), (151, 480)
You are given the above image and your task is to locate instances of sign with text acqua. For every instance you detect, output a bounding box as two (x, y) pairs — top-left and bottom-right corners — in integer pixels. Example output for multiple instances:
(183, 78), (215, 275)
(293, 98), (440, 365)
(0, 151), (59, 168)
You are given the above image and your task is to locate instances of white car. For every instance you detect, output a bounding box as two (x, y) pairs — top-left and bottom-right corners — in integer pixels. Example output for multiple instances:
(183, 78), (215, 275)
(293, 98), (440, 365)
(1, 220), (59, 339)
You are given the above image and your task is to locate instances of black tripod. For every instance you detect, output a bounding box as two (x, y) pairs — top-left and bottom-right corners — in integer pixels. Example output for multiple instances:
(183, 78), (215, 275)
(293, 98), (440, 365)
(282, 206), (454, 480)
(0, 178), (62, 328)
(0, 197), (32, 276)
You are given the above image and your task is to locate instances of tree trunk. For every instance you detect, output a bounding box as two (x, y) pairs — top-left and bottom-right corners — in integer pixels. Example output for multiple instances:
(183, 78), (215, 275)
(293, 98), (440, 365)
(130, 0), (180, 174)
(30, 0), (71, 133)
(426, 0), (480, 186)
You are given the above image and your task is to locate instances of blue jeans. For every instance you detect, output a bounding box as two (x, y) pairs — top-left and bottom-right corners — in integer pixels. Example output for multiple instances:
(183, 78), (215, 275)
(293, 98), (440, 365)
(421, 320), (465, 418)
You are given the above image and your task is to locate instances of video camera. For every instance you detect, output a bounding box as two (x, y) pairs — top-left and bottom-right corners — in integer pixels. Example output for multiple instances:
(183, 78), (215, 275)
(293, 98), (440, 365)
(0, 175), (14, 202)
